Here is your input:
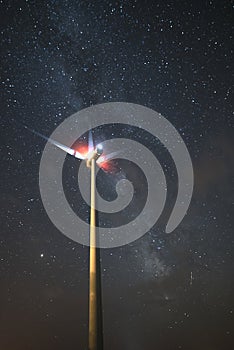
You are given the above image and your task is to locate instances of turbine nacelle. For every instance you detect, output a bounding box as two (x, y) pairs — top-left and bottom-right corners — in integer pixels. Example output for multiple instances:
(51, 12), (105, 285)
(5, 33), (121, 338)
(86, 144), (103, 168)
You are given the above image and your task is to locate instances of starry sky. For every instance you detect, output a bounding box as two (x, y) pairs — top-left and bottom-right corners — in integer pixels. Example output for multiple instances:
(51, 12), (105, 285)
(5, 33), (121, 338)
(1, 0), (234, 349)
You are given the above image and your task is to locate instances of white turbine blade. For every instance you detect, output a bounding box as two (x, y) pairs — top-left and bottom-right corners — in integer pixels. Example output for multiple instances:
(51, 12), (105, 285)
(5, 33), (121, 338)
(96, 151), (121, 164)
(50, 139), (85, 160)
(88, 130), (94, 152)
(74, 150), (86, 160)
(24, 125), (85, 160)
(51, 139), (75, 156)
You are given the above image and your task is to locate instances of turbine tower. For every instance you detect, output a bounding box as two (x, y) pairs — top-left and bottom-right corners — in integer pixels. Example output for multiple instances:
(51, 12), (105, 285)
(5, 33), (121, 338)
(23, 125), (107, 350)
(86, 145), (104, 350)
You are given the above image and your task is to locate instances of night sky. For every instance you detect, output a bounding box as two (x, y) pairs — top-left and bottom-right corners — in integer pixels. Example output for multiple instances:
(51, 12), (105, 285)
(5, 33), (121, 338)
(1, 0), (234, 349)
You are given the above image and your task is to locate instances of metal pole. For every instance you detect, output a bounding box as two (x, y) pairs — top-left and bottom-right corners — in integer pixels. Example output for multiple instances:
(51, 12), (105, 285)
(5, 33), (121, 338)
(89, 158), (97, 350)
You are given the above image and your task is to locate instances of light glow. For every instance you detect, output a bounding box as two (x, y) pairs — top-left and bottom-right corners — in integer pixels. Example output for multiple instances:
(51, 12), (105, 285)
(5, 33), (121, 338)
(76, 145), (89, 158)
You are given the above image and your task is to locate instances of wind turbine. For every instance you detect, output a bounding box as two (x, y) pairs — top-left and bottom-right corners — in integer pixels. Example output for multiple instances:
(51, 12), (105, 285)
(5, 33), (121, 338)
(25, 125), (117, 350)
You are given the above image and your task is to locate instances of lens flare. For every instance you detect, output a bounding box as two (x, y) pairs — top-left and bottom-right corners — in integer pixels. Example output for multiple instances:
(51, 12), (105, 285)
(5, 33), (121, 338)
(75, 145), (89, 158)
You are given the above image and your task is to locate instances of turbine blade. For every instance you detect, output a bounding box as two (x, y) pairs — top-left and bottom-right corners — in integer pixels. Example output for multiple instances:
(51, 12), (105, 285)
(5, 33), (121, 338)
(88, 130), (94, 152)
(49, 139), (85, 159)
(96, 151), (121, 164)
(24, 126), (85, 160)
